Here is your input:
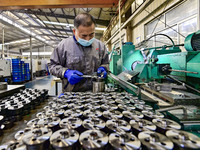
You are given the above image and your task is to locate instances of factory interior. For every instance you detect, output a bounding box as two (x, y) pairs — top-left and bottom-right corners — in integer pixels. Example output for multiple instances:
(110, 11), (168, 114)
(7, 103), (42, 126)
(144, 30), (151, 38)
(0, 0), (200, 149)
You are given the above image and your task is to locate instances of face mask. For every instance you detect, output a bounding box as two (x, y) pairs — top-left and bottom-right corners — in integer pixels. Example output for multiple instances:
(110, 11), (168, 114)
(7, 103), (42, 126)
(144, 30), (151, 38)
(78, 37), (95, 47)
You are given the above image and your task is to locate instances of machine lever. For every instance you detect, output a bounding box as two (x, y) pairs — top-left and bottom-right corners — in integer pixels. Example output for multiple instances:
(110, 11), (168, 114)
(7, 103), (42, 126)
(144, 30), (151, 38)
(156, 105), (187, 116)
(166, 75), (200, 94)
(168, 69), (198, 74)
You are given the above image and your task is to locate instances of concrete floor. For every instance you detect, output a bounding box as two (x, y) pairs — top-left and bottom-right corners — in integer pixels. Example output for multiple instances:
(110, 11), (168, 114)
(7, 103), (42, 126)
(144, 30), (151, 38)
(25, 75), (62, 96)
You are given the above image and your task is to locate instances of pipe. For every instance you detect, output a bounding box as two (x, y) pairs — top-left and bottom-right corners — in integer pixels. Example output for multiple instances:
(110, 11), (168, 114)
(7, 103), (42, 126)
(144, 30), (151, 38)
(168, 69), (198, 74)
(2, 26), (4, 59)
(44, 44), (46, 59)
(30, 36), (33, 81)
(119, 0), (122, 49)
(166, 75), (200, 94)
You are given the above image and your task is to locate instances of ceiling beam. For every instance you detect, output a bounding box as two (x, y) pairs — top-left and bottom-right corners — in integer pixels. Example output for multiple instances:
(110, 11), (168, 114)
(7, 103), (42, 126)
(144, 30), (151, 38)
(39, 32), (103, 38)
(11, 9), (110, 26)
(98, 8), (102, 19)
(25, 12), (56, 41)
(23, 45), (47, 51)
(38, 34), (69, 39)
(24, 25), (72, 33)
(0, 0), (118, 10)
(49, 8), (68, 37)
(0, 49), (21, 55)
(24, 25), (103, 37)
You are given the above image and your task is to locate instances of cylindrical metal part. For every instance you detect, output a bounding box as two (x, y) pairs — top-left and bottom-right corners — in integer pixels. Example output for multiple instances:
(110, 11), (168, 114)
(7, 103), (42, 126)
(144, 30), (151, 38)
(122, 110), (144, 122)
(109, 132), (141, 150)
(93, 80), (105, 93)
(79, 129), (108, 150)
(138, 131), (174, 150)
(15, 128), (32, 141)
(152, 118), (181, 134)
(64, 109), (83, 118)
(102, 110), (123, 121)
(50, 128), (79, 150)
(83, 109), (102, 118)
(59, 117), (82, 131)
(82, 117), (105, 131)
(106, 119), (131, 133)
(166, 129), (200, 150)
(37, 117), (61, 132)
(130, 119), (156, 136)
(142, 110), (164, 121)
(22, 127), (52, 150)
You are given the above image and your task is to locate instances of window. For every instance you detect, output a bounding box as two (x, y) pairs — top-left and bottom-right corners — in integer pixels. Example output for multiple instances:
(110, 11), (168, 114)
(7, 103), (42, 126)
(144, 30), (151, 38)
(166, 0), (197, 26)
(179, 17), (197, 44)
(144, 0), (197, 50)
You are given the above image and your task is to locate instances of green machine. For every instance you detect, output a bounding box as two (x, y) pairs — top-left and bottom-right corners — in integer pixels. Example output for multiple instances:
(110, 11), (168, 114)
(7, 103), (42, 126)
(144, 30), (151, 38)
(108, 31), (200, 134)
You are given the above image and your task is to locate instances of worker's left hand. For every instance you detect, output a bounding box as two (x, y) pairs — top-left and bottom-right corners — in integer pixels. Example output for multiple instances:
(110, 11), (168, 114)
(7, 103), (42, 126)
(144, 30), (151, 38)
(97, 67), (107, 78)
(58, 93), (64, 98)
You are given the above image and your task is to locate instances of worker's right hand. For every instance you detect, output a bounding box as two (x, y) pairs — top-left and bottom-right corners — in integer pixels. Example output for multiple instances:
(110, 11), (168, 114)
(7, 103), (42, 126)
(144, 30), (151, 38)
(64, 69), (83, 85)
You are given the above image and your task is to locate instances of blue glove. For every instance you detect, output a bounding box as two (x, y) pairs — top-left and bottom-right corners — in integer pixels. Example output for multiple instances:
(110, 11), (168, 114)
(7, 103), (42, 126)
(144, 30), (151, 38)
(58, 93), (64, 98)
(97, 67), (107, 78)
(64, 69), (83, 85)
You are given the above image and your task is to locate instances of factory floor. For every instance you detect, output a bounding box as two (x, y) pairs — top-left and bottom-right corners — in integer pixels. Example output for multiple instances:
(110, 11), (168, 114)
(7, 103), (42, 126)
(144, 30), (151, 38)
(24, 75), (62, 96)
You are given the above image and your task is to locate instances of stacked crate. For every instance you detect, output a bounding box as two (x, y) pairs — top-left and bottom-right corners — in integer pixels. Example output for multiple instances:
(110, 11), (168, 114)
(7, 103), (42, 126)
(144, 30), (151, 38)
(24, 63), (30, 81)
(12, 58), (22, 83)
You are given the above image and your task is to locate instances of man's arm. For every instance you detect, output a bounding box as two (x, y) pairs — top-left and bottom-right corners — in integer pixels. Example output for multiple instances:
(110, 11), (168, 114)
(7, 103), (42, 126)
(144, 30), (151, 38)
(48, 46), (68, 78)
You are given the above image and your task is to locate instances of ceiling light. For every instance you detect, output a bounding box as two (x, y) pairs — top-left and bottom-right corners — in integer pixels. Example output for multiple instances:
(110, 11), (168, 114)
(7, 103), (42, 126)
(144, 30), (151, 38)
(22, 52), (52, 56)
(0, 14), (49, 45)
(0, 39), (36, 48)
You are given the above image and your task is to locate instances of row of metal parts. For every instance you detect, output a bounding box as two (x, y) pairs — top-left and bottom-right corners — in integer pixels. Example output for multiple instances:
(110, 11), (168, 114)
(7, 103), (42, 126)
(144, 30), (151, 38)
(0, 91), (200, 150)
(0, 88), (48, 133)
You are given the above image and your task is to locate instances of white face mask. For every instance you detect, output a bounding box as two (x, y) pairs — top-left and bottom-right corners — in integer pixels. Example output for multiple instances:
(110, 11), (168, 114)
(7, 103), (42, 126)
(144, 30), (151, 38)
(75, 30), (95, 46)
(77, 37), (95, 47)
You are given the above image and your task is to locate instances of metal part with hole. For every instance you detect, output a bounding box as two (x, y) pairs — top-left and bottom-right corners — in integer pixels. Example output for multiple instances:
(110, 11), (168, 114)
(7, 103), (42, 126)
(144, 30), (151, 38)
(123, 110), (144, 120)
(166, 129), (200, 149)
(83, 117), (105, 130)
(109, 132), (141, 150)
(50, 128), (79, 150)
(79, 130), (108, 150)
(138, 131), (174, 150)
(22, 127), (52, 150)
(130, 119), (157, 134)
(103, 110), (123, 120)
(106, 119), (131, 133)
(152, 118), (181, 132)
(142, 110), (164, 121)
(59, 117), (82, 130)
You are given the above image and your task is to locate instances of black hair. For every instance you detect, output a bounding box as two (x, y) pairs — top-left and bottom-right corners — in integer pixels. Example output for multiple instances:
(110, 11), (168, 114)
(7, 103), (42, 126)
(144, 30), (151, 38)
(74, 13), (96, 28)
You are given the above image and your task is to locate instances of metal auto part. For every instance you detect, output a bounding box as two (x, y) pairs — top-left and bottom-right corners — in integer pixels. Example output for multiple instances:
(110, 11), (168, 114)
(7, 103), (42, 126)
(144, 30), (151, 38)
(22, 127), (52, 150)
(79, 130), (108, 150)
(138, 131), (174, 150)
(50, 128), (79, 150)
(166, 129), (200, 149)
(109, 132), (141, 150)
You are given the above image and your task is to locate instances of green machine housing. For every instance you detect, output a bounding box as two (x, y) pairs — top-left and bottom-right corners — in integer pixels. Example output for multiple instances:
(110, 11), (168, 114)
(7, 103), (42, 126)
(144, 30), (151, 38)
(109, 31), (200, 90)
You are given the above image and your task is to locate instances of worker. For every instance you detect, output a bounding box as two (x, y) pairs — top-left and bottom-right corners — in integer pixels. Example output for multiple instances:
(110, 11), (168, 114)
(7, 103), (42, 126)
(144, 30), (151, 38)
(48, 13), (109, 92)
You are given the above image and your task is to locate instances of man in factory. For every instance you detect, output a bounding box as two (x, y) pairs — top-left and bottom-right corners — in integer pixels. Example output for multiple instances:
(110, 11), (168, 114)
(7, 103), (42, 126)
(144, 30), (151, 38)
(48, 13), (109, 92)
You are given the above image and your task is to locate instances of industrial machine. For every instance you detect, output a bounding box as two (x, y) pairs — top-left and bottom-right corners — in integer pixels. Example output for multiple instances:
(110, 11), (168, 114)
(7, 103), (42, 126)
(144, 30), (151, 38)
(109, 31), (200, 135)
(0, 59), (11, 83)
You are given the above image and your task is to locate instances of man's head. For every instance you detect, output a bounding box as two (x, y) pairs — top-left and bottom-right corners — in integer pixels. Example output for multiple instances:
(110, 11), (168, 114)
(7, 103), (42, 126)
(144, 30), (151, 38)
(73, 13), (96, 46)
